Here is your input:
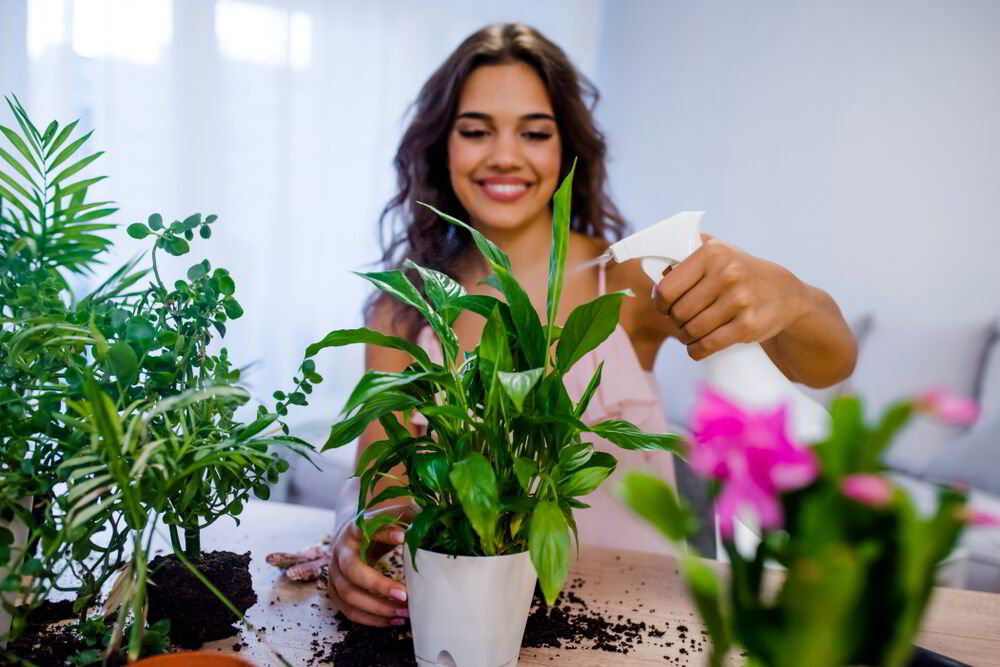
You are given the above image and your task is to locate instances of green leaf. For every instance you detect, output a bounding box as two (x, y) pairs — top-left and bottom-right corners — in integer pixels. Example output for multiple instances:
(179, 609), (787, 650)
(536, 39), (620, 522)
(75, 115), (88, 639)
(108, 341), (138, 381)
(148, 213), (163, 230)
(44, 119), (79, 159)
(529, 500), (571, 605)
(546, 162), (576, 357)
(405, 260), (466, 323)
(574, 361), (603, 418)
(48, 129), (94, 172)
(0, 125), (40, 174)
(354, 269), (458, 365)
(449, 453), (499, 555)
(619, 471), (695, 542)
(342, 370), (434, 415)
(200, 224), (212, 239)
(556, 292), (626, 373)
(493, 266), (546, 368)
(560, 465), (612, 497)
(558, 443), (594, 471)
(359, 514), (400, 564)
(51, 151), (104, 187)
(590, 419), (686, 452)
(324, 392), (420, 449)
(513, 457), (538, 492)
(124, 317), (156, 352)
(187, 262), (208, 281)
(162, 236), (189, 256)
(223, 298), (244, 319)
(405, 506), (442, 563)
(682, 555), (730, 667)
(414, 452), (450, 495)
(305, 327), (434, 371)
(0, 146), (38, 188)
(478, 306), (513, 412)
(498, 368), (543, 413)
(418, 202), (511, 272)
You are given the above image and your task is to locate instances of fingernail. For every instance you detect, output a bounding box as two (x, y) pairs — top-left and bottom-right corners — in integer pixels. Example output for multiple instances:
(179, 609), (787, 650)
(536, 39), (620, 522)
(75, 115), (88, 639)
(391, 618), (406, 626)
(651, 284), (658, 299)
(391, 530), (405, 545)
(390, 588), (407, 602)
(395, 607), (410, 618)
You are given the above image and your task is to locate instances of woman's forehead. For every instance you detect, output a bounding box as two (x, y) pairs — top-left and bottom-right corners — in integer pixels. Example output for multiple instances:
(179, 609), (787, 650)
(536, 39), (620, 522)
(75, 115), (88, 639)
(456, 62), (554, 120)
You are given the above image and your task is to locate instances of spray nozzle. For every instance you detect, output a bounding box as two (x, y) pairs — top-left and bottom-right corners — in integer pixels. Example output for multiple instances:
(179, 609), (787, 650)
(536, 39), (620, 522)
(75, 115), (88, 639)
(609, 211), (706, 283)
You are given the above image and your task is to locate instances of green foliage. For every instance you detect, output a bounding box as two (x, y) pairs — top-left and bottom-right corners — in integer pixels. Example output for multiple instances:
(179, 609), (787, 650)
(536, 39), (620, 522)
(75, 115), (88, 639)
(0, 97), (311, 655)
(312, 164), (684, 603)
(621, 396), (975, 667)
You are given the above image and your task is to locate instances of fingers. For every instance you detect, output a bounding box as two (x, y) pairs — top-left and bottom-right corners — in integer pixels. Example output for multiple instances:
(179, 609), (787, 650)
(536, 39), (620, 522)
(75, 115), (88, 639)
(327, 516), (409, 627)
(654, 245), (708, 306)
(686, 318), (750, 361)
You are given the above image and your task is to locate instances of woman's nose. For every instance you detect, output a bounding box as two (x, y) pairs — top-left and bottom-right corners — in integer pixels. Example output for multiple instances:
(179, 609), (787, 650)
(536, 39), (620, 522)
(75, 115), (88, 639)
(486, 131), (523, 170)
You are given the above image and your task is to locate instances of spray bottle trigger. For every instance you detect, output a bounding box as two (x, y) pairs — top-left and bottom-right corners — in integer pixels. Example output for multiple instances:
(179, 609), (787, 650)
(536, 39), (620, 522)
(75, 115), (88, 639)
(640, 257), (674, 284)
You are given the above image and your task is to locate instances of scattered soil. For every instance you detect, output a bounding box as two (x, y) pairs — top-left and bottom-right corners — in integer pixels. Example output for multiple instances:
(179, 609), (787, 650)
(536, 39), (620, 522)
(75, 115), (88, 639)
(0, 600), (125, 667)
(146, 550), (257, 648)
(305, 572), (706, 666)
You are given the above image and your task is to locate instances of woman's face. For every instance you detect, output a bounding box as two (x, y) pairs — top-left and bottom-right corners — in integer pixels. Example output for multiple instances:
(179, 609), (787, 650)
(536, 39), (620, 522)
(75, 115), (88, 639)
(448, 62), (562, 233)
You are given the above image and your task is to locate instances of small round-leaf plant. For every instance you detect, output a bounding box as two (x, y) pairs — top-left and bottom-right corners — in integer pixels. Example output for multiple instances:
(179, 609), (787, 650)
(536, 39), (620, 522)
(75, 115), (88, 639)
(0, 96), (312, 662)
(302, 162), (684, 604)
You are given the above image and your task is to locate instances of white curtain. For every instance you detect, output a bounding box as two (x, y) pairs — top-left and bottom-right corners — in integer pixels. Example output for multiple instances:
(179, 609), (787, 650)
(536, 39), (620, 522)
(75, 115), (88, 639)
(5, 0), (608, 465)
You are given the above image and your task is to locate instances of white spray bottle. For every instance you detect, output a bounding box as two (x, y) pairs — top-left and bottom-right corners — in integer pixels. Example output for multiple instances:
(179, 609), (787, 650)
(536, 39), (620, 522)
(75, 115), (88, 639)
(608, 211), (830, 444)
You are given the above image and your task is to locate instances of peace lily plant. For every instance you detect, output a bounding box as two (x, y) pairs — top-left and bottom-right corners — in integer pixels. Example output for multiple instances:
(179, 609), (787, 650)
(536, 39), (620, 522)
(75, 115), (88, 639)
(622, 385), (993, 667)
(306, 164), (682, 665)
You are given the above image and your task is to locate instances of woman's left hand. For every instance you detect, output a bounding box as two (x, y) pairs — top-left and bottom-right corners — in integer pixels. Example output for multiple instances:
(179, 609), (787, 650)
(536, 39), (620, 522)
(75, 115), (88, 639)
(652, 234), (809, 361)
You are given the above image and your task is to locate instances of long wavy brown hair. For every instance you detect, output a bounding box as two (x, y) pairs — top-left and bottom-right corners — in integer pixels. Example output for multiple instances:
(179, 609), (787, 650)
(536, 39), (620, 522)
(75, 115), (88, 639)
(368, 22), (628, 340)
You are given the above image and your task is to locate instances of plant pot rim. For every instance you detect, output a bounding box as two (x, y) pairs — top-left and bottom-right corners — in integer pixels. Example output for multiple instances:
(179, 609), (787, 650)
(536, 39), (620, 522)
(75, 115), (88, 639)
(409, 547), (530, 562)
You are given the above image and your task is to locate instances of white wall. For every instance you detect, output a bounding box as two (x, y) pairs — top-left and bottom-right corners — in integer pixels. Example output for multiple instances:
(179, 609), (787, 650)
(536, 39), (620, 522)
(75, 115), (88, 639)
(595, 0), (1000, 327)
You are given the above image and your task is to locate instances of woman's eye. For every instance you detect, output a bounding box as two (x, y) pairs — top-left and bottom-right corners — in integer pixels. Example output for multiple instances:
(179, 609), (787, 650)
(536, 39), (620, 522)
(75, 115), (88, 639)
(458, 129), (488, 139)
(524, 131), (553, 141)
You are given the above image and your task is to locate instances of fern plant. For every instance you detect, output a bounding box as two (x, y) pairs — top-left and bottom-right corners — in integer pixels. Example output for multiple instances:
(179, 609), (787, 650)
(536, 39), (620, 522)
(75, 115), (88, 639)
(306, 164), (684, 603)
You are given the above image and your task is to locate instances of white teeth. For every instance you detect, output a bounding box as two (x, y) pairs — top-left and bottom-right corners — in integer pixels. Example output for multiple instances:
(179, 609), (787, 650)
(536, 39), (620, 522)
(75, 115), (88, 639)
(484, 183), (527, 195)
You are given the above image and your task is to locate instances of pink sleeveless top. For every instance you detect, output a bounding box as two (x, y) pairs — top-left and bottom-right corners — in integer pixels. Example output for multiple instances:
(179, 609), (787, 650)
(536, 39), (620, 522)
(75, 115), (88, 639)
(415, 263), (676, 555)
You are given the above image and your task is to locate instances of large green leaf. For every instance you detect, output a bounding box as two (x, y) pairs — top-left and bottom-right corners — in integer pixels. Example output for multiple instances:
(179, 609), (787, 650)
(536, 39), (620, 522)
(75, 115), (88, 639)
(324, 391), (420, 450)
(529, 500), (571, 605)
(492, 266), (546, 368)
(107, 341), (138, 382)
(355, 270), (458, 365)
(619, 471), (695, 542)
(498, 368), (543, 413)
(305, 327), (435, 371)
(590, 419), (686, 453)
(545, 162), (576, 360)
(405, 260), (466, 324)
(341, 370), (434, 415)
(513, 457), (538, 492)
(418, 202), (511, 272)
(559, 464), (612, 498)
(414, 451), (450, 495)
(555, 292), (626, 373)
(449, 453), (499, 555)
(405, 505), (442, 563)
(574, 361), (603, 418)
(478, 306), (512, 414)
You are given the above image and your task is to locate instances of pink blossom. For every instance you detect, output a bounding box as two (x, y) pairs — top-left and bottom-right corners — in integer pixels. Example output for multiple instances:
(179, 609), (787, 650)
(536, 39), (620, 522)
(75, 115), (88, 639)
(840, 474), (894, 508)
(915, 389), (980, 425)
(691, 386), (819, 539)
(961, 508), (1000, 527)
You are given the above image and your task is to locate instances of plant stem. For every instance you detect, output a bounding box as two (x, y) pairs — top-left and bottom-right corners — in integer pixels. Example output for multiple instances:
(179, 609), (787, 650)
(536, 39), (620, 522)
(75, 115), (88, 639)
(183, 526), (201, 560)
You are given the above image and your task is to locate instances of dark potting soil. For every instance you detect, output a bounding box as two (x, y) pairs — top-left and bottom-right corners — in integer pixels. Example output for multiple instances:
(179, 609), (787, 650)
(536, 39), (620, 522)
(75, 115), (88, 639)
(304, 575), (705, 665)
(146, 550), (257, 648)
(0, 601), (126, 667)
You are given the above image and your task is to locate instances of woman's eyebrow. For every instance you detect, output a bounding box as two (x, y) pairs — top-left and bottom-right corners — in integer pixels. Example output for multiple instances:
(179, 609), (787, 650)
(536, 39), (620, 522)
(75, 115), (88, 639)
(455, 111), (555, 122)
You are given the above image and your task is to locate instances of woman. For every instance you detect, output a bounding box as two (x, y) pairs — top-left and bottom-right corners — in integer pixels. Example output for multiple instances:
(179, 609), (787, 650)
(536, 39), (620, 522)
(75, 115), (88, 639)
(327, 23), (857, 627)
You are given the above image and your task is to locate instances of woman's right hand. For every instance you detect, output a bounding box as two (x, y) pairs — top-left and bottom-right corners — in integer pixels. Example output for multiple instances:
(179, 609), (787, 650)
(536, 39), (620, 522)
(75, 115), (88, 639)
(327, 504), (414, 627)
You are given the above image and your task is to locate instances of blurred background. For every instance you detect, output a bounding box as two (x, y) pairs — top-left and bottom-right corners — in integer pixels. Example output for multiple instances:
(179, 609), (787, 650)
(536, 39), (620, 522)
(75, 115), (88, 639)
(2, 0), (998, 585)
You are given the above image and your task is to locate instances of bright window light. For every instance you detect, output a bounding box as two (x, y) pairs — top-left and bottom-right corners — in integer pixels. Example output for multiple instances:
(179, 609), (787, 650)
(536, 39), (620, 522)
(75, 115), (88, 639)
(71, 0), (172, 65)
(215, 0), (313, 70)
(27, 0), (66, 59)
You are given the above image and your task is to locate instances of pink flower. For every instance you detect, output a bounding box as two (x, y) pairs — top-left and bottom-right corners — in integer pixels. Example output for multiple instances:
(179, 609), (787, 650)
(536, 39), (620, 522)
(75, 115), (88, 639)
(960, 508), (1000, 527)
(915, 389), (979, 425)
(840, 474), (894, 508)
(692, 386), (819, 539)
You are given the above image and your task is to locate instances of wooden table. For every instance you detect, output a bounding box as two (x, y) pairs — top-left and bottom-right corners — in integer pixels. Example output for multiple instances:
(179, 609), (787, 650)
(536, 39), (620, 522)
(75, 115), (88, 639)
(194, 501), (1000, 666)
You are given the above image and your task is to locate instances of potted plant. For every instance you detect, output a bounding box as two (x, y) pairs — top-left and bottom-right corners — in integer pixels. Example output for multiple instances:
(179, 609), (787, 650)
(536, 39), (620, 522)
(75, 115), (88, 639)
(307, 164), (683, 667)
(0, 93), (121, 647)
(0, 95), (312, 664)
(621, 385), (993, 667)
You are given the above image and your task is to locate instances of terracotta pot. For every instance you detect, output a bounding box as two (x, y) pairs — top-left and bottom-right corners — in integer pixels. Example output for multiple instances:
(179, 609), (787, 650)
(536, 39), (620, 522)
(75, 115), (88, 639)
(133, 653), (254, 666)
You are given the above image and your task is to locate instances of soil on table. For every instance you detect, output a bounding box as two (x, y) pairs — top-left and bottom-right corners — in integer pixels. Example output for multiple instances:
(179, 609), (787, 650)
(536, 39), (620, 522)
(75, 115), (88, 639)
(0, 600), (126, 667)
(146, 550), (257, 648)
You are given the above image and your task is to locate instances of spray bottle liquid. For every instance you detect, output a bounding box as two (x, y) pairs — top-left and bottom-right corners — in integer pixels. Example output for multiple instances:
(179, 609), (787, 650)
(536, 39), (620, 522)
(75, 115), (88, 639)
(608, 211), (830, 444)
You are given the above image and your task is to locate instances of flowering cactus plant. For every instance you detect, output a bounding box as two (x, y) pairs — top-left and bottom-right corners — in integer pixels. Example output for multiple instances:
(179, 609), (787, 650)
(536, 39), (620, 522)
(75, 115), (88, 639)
(622, 386), (989, 667)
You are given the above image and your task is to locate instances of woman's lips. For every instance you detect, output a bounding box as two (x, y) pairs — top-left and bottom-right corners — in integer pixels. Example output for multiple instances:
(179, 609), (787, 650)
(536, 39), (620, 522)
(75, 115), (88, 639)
(478, 179), (532, 203)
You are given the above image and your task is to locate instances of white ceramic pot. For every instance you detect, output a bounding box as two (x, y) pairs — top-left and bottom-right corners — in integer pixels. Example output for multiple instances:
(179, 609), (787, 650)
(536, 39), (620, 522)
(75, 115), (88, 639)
(0, 497), (32, 649)
(403, 548), (537, 667)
